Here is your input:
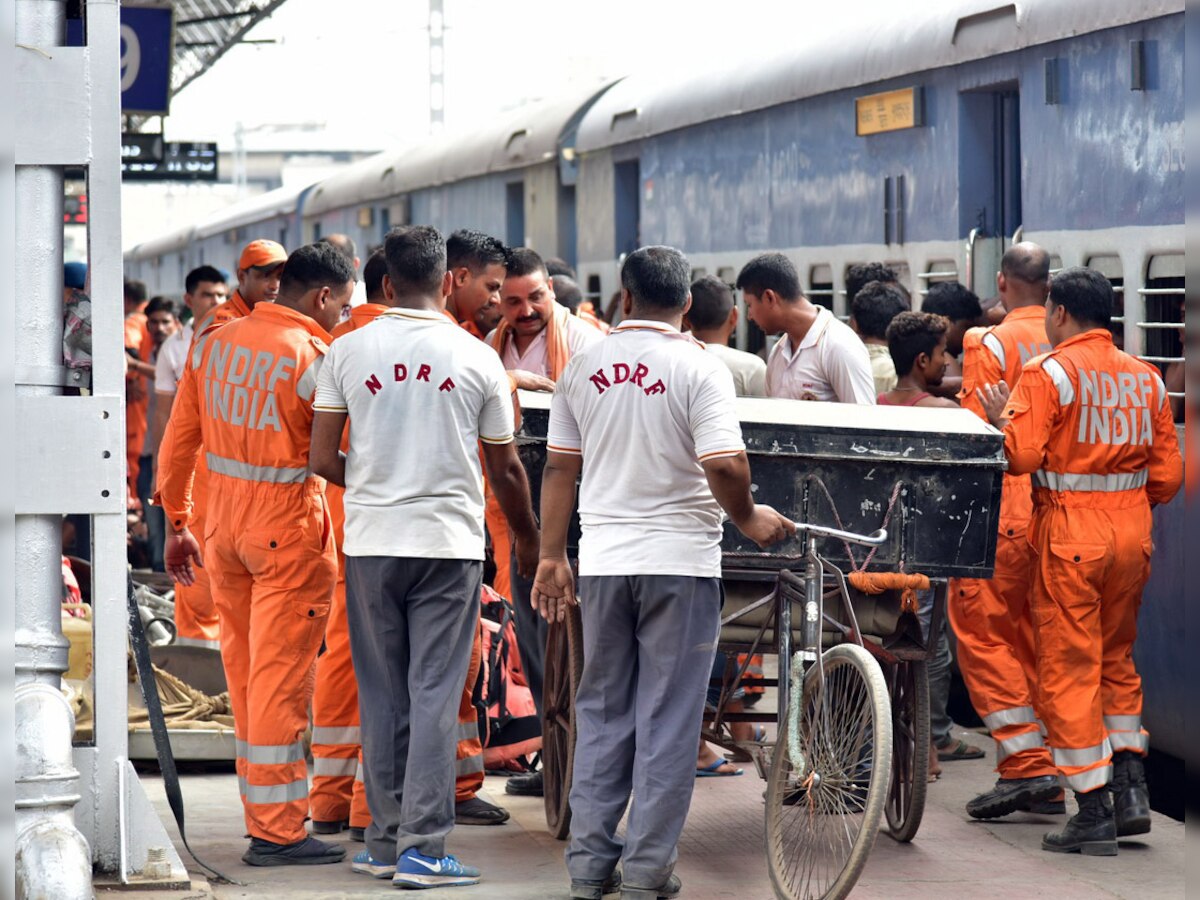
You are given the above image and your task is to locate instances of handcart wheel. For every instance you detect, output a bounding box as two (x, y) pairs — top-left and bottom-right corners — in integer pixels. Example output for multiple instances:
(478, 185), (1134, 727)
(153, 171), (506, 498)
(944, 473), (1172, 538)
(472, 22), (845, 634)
(884, 659), (930, 842)
(765, 643), (892, 900)
(542, 604), (584, 840)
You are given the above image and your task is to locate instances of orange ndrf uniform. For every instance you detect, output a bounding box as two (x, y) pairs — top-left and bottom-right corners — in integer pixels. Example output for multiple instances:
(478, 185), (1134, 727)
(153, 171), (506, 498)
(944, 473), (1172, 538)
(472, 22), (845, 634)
(171, 291), (255, 650)
(1001, 329), (1182, 793)
(952, 307), (1055, 778)
(157, 301), (337, 844)
(126, 312), (151, 496)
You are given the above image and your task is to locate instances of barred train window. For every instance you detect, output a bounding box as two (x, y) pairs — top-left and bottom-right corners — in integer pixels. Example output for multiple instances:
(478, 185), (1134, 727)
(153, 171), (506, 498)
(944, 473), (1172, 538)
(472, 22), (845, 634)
(808, 264), (834, 312)
(1138, 255), (1184, 422)
(1086, 255), (1124, 351)
(916, 260), (958, 309)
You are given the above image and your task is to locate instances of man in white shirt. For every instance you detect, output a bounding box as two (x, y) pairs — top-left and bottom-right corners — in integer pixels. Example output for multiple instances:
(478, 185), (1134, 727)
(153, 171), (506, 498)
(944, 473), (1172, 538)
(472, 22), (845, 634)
(737, 253), (875, 404)
(310, 225), (539, 890)
(684, 275), (767, 397)
(532, 246), (793, 900)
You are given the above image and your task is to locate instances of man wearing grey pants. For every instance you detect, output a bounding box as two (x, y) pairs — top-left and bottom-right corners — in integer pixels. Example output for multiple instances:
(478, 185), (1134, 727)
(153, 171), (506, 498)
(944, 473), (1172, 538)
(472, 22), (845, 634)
(531, 246), (793, 900)
(311, 225), (538, 889)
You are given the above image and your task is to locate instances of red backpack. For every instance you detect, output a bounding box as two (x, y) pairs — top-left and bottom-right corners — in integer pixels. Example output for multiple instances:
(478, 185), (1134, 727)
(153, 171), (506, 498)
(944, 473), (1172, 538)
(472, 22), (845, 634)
(476, 585), (542, 772)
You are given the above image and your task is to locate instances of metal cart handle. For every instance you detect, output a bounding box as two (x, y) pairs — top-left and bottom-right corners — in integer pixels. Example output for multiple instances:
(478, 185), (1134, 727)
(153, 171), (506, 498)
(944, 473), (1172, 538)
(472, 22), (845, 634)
(791, 522), (888, 547)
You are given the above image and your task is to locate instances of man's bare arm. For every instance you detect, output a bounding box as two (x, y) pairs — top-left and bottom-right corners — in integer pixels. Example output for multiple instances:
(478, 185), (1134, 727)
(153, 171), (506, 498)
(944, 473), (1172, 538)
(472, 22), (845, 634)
(702, 452), (794, 548)
(310, 411), (349, 488)
(482, 441), (540, 578)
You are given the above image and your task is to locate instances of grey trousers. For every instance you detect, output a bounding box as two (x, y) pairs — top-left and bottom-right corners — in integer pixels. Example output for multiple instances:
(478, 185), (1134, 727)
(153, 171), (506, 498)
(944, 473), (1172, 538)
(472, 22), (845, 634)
(567, 575), (721, 888)
(509, 549), (547, 718)
(917, 587), (953, 744)
(344, 556), (482, 863)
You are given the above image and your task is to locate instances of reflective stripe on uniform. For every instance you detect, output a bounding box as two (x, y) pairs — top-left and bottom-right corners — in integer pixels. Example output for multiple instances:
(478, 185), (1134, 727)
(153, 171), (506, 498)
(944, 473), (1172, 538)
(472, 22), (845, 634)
(1062, 764), (1113, 793)
(455, 754), (485, 777)
(313, 756), (359, 778)
(313, 725), (361, 745)
(245, 740), (306, 765)
(1041, 357), (1075, 405)
(238, 775), (248, 796)
(996, 730), (1045, 761)
(1105, 715), (1149, 753)
(296, 356), (325, 401)
(1052, 739), (1112, 769)
(982, 706), (1038, 731)
(206, 452), (309, 484)
(1032, 469), (1148, 492)
(982, 332), (1006, 370)
(245, 779), (309, 805)
(457, 721), (480, 743)
(354, 760), (365, 784)
(236, 738), (249, 759)
(174, 635), (221, 650)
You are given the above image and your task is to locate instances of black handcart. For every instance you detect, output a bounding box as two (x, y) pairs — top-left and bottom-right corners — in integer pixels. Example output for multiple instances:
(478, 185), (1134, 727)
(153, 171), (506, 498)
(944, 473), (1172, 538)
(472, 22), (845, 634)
(515, 393), (1004, 900)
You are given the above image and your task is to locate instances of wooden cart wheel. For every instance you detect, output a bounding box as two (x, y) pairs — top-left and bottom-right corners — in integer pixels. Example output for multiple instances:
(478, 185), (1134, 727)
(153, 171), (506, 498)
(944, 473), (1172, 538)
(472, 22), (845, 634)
(542, 604), (584, 840)
(884, 658), (930, 842)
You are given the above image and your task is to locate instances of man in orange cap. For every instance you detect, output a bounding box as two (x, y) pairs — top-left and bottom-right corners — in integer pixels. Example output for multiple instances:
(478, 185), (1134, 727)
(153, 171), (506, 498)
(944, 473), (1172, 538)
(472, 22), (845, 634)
(194, 238), (287, 332)
(157, 242), (355, 866)
(954, 243), (1060, 819)
(978, 267), (1182, 857)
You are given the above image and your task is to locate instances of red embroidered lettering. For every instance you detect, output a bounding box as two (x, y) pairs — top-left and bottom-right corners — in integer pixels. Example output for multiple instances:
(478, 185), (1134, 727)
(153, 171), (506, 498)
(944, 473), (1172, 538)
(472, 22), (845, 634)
(643, 379), (667, 396)
(439, 378), (456, 392)
(394, 364), (408, 382)
(589, 369), (611, 395)
(365, 373), (383, 395)
(631, 363), (649, 387)
(613, 363), (630, 384)
(417, 364), (432, 382)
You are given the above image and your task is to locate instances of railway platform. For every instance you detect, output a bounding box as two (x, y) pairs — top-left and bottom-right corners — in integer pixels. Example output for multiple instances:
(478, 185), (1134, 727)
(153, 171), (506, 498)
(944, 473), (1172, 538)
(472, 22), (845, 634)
(119, 725), (1182, 900)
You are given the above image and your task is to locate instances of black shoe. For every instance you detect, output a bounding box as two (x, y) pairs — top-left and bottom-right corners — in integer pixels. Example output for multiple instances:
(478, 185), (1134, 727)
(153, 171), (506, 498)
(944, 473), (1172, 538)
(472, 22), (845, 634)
(622, 873), (681, 899)
(1110, 750), (1151, 836)
(310, 818), (347, 835)
(348, 826), (365, 842)
(967, 775), (1060, 819)
(1042, 790), (1117, 856)
(570, 870), (622, 899)
(242, 836), (346, 867)
(506, 770), (544, 797)
(455, 795), (511, 825)
(1019, 797), (1067, 815)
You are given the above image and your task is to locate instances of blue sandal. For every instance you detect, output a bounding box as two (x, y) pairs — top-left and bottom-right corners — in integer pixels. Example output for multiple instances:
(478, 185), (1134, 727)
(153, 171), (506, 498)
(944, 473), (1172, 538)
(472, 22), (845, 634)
(696, 759), (743, 777)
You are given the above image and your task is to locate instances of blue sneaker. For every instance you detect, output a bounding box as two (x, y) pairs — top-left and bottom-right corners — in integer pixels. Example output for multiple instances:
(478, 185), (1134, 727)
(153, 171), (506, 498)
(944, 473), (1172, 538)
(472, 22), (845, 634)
(392, 847), (481, 889)
(351, 849), (396, 878)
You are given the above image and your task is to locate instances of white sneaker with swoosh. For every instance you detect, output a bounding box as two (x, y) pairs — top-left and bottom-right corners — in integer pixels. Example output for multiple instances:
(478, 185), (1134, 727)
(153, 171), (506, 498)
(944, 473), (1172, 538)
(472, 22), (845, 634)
(393, 847), (481, 889)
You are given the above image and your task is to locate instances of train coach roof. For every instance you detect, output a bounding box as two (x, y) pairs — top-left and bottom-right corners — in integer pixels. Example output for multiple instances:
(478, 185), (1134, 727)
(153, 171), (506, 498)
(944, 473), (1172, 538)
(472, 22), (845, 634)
(576, 0), (1182, 152)
(304, 81), (617, 218)
(193, 182), (313, 241)
(126, 223), (194, 261)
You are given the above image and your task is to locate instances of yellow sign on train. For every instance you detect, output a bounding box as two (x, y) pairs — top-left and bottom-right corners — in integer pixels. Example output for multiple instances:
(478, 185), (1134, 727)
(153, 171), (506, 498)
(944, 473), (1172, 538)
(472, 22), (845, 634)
(855, 87), (923, 136)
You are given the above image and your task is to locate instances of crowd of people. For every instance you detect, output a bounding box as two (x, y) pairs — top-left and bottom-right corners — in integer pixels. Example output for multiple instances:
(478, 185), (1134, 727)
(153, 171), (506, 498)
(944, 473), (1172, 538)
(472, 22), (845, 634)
(102, 224), (1180, 894)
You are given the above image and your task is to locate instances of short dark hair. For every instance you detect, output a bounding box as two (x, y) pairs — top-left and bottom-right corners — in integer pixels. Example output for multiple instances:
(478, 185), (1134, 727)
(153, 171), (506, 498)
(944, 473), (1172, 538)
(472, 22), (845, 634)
(688, 275), (735, 330)
(185, 265), (225, 295)
(886, 311), (949, 377)
(621, 246), (691, 312)
(1048, 267), (1112, 329)
(846, 263), (898, 303)
(280, 241), (357, 298)
(851, 281), (910, 340)
(504, 247), (548, 280)
(383, 225), (446, 296)
(144, 296), (177, 318)
(922, 281), (982, 323)
(446, 229), (508, 273)
(552, 275), (583, 313)
(1001, 244), (1051, 284)
(317, 234), (358, 270)
(362, 249), (388, 302)
(736, 253), (802, 301)
(124, 278), (147, 305)
(544, 257), (576, 279)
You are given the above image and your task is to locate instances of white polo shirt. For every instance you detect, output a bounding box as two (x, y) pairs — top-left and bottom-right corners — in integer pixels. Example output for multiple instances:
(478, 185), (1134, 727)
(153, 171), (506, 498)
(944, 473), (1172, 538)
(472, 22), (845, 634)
(765, 306), (876, 404)
(706, 342), (768, 397)
(313, 307), (515, 560)
(154, 322), (193, 394)
(547, 319), (745, 579)
(488, 312), (603, 377)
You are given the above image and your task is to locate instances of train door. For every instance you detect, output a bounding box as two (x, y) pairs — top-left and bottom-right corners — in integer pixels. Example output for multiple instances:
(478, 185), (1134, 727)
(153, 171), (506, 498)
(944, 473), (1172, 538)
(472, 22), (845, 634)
(958, 87), (1022, 298)
(614, 158), (640, 259)
(506, 181), (525, 247)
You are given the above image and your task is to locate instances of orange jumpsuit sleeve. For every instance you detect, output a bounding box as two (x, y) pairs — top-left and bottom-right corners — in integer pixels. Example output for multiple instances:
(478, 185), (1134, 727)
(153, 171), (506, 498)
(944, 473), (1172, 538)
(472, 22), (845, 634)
(1146, 377), (1184, 506)
(153, 360), (204, 532)
(959, 330), (1003, 420)
(1001, 363), (1060, 476)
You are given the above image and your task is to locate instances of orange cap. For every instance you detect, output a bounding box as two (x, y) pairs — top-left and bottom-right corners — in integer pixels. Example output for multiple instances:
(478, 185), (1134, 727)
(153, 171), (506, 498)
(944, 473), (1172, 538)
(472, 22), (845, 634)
(238, 239), (287, 270)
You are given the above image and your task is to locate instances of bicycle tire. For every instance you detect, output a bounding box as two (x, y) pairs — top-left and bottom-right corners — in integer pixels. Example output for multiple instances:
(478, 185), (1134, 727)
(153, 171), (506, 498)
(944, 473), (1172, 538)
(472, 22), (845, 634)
(765, 642), (893, 900)
(884, 659), (930, 842)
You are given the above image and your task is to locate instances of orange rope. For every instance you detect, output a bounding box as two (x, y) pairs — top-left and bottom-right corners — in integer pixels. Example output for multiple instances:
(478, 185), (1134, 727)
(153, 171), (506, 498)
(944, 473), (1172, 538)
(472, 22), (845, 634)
(847, 572), (930, 614)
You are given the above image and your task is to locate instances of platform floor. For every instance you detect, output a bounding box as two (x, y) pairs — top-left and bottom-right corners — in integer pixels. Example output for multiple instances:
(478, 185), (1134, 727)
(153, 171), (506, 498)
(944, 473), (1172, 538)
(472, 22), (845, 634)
(126, 725), (1182, 900)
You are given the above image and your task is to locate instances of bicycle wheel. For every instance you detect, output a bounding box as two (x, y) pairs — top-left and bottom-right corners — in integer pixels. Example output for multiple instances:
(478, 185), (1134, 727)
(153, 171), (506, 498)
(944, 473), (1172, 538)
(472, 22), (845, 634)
(542, 605), (583, 840)
(765, 642), (893, 900)
(884, 659), (930, 842)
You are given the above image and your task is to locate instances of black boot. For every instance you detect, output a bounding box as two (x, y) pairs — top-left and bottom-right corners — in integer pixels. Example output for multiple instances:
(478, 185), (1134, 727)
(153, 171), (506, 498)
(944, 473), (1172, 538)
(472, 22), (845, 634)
(966, 775), (1060, 819)
(1042, 789), (1117, 856)
(1109, 750), (1151, 836)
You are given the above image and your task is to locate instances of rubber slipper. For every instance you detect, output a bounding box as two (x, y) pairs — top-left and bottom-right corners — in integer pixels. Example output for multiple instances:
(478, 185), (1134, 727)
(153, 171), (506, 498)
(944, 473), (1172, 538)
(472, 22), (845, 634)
(696, 759), (743, 777)
(937, 738), (985, 761)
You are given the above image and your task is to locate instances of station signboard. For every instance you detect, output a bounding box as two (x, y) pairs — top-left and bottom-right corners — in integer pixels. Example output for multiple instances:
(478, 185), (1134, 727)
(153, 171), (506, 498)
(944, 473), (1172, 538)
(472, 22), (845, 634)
(122, 142), (218, 181)
(855, 87), (925, 136)
(120, 5), (175, 115)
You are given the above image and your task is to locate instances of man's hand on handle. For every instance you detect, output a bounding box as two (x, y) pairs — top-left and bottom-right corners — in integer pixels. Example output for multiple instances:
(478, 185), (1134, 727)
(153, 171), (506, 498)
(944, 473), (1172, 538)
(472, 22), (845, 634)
(734, 504), (796, 549)
(164, 529), (203, 586)
(531, 557), (576, 623)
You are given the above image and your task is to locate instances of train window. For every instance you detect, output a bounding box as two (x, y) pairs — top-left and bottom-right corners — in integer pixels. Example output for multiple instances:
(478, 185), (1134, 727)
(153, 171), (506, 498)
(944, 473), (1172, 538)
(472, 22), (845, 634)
(690, 268), (707, 282)
(884, 261), (912, 294)
(1086, 255), (1124, 350)
(916, 260), (959, 305)
(808, 264), (835, 312)
(586, 274), (602, 303)
(1138, 254), (1184, 422)
(312, 222), (322, 241)
(1047, 254), (1063, 275)
(717, 266), (735, 289)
